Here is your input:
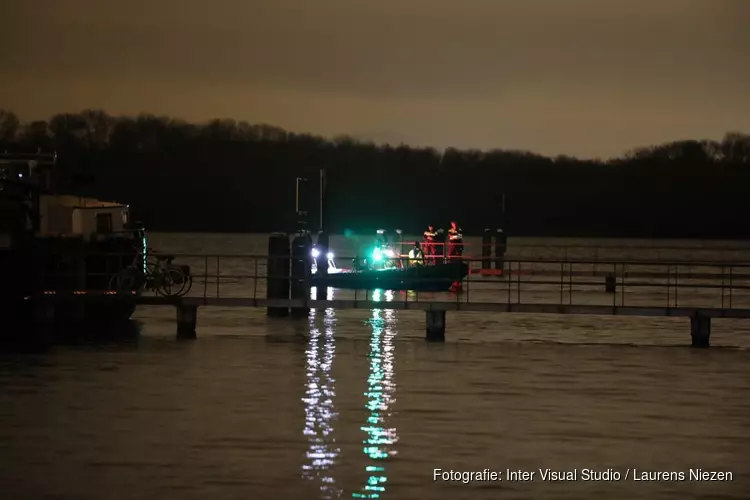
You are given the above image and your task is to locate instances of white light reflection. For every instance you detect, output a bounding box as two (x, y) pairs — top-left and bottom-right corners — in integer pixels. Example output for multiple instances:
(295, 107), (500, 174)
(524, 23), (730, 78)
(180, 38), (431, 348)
(353, 292), (398, 499)
(302, 296), (341, 498)
(371, 289), (394, 303)
(310, 286), (335, 301)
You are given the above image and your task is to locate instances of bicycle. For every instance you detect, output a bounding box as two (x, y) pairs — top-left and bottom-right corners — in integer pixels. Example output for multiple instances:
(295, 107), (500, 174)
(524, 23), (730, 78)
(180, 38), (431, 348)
(108, 247), (192, 297)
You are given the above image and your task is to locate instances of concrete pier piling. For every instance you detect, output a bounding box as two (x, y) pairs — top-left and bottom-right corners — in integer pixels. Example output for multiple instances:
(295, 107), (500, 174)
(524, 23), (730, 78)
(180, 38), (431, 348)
(425, 310), (446, 342)
(267, 233), (291, 317)
(290, 232), (313, 319)
(690, 313), (711, 348)
(176, 304), (198, 339)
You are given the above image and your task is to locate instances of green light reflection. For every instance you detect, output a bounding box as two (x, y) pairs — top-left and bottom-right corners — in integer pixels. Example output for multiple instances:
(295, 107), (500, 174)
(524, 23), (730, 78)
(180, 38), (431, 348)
(353, 299), (397, 499)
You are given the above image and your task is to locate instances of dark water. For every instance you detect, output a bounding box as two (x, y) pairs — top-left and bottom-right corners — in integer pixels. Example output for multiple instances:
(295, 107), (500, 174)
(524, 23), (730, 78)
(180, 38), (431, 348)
(1, 234), (749, 499)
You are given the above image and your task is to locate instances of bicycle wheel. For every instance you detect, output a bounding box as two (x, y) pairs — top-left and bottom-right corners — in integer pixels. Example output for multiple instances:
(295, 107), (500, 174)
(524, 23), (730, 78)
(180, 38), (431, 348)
(109, 268), (138, 292)
(180, 274), (194, 296)
(156, 268), (188, 297)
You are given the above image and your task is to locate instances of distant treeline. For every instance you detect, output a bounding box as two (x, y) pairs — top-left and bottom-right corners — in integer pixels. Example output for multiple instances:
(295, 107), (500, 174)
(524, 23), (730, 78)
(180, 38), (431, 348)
(1, 108), (750, 238)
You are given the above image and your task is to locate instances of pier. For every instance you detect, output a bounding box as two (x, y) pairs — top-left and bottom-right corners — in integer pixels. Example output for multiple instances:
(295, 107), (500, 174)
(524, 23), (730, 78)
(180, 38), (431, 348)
(25, 251), (750, 348)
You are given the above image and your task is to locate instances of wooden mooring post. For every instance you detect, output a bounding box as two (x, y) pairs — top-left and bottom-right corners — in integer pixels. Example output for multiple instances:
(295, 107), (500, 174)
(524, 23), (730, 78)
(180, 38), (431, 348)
(690, 313), (711, 348)
(176, 303), (198, 339)
(605, 273), (616, 293)
(425, 310), (446, 342)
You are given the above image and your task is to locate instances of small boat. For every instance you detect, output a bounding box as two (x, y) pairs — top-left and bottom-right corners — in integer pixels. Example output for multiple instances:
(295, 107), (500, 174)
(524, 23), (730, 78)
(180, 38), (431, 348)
(310, 260), (469, 292)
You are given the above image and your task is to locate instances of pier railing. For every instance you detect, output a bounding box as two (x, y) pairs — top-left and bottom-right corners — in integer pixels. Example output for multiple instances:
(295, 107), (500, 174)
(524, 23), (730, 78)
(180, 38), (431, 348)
(503, 244), (750, 265)
(31, 252), (750, 311)
(372, 239), (750, 268)
(394, 240), (750, 263)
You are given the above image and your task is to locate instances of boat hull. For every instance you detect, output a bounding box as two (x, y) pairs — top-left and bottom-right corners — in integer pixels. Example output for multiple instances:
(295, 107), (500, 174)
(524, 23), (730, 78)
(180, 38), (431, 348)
(311, 261), (469, 291)
(53, 295), (137, 326)
(1, 235), (142, 333)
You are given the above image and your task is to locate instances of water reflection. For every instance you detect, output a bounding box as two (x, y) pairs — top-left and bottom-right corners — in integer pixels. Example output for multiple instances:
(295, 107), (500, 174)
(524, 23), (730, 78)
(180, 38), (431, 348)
(310, 286), (335, 301)
(371, 289), (394, 303)
(353, 296), (398, 499)
(302, 298), (341, 498)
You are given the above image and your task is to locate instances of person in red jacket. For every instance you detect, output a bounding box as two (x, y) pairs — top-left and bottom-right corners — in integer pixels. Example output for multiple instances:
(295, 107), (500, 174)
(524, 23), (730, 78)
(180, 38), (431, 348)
(447, 221), (463, 258)
(423, 225), (437, 264)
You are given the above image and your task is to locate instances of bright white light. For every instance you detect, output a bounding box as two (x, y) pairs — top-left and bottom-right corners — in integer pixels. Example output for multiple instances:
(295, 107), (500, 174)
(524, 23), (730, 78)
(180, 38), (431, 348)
(312, 248), (320, 258)
(384, 249), (395, 258)
(326, 252), (334, 260)
(376, 229), (385, 234)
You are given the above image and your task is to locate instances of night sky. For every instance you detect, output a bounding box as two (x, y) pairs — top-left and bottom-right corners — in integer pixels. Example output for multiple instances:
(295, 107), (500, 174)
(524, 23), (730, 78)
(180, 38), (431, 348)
(2, 0), (748, 158)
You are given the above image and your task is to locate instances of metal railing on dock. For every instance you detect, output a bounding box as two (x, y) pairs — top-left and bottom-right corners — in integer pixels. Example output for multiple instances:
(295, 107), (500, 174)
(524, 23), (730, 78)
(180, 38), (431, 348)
(25, 251), (750, 347)
(31, 252), (750, 311)
(403, 240), (750, 264)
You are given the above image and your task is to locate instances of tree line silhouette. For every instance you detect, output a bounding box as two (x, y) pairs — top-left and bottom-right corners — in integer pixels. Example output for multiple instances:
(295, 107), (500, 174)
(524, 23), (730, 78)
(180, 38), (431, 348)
(1, 108), (749, 238)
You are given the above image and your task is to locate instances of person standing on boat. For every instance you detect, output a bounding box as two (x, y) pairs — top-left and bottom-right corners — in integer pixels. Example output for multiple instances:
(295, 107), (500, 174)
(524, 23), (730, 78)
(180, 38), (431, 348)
(408, 241), (425, 266)
(448, 221), (463, 258)
(423, 225), (437, 264)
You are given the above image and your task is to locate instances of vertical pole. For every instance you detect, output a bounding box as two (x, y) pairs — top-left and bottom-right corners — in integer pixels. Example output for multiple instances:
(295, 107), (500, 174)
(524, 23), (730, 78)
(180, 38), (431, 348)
(612, 264), (616, 307)
(295, 177), (309, 230)
(253, 258), (259, 300)
(295, 177), (301, 216)
(316, 231), (329, 284)
(499, 192), (506, 247)
(516, 260), (521, 304)
(507, 260), (512, 304)
(320, 168), (325, 231)
(203, 255), (208, 299)
(568, 262), (573, 304)
(729, 266), (733, 307)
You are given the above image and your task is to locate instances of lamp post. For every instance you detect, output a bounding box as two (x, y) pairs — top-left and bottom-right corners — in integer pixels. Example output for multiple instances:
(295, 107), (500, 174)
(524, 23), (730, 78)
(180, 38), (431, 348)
(319, 168), (326, 231)
(295, 176), (308, 230)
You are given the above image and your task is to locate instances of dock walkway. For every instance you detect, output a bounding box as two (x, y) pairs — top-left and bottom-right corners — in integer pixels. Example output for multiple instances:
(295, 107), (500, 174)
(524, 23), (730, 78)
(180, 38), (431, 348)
(28, 253), (750, 348)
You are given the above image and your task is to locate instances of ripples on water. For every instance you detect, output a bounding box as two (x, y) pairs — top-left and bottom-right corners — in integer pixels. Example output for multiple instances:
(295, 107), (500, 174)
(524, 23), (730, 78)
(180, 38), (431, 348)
(1, 234), (749, 498)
